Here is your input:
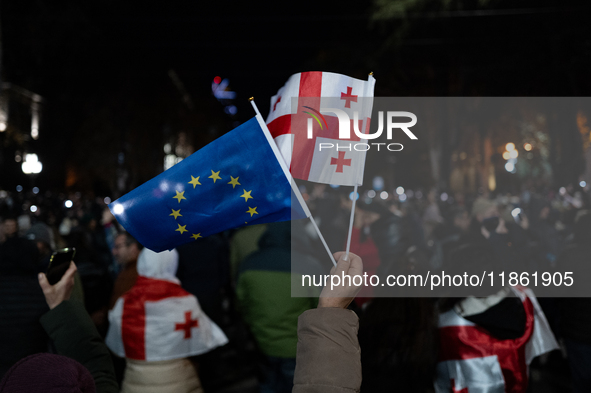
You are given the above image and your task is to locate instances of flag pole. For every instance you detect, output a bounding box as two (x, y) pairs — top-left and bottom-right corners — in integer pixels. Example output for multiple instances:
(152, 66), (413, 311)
(344, 72), (373, 261)
(249, 97), (337, 267)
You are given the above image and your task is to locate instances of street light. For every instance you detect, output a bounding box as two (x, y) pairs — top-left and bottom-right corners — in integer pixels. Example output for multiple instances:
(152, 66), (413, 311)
(22, 154), (42, 174)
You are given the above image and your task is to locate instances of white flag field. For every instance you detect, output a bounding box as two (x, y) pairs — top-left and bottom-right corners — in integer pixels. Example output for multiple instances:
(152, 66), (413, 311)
(266, 71), (376, 186)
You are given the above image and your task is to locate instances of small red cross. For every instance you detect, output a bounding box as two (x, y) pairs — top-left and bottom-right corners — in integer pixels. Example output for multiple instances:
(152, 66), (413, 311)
(340, 86), (357, 108)
(273, 96), (281, 111)
(175, 311), (199, 339)
(451, 379), (468, 393)
(330, 151), (352, 173)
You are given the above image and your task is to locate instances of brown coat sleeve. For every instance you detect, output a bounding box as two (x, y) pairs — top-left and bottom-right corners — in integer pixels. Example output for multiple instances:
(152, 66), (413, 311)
(293, 308), (361, 393)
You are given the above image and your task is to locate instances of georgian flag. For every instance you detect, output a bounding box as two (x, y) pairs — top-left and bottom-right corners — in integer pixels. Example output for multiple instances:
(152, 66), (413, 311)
(434, 287), (558, 393)
(106, 276), (228, 361)
(266, 71), (376, 186)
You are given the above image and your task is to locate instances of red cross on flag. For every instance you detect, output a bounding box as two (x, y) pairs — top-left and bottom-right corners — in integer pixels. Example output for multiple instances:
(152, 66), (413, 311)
(106, 249), (228, 361)
(266, 71), (376, 186)
(434, 287), (558, 393)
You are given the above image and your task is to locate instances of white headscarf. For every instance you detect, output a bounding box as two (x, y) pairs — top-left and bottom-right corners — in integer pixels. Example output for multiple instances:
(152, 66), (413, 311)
(136, 248), (181, 284)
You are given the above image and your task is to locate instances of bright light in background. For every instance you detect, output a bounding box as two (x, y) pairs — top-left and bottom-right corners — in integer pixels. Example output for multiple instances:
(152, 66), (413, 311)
(0, 122), (6, 132)
(65, 200), (73, 208)
(112, 203), (124, 215)
(502, 152), (511, 160)
(372, 176), (384, 191)
(22, 154), (42, 174)
(32, 187), (39, 194)
(509, 150), (519, 159)
(505, 162), (515, 172)
(213, 76), (222, 85)
(16, 185), (23, 192)
(511, 208), (522, 217)
(506, 143), (515, 152)
(441, 192), (449, 202)
(380, 191), (388, 200)
(104, 197), (112, 204)
(163, 143), (172, 154)
(559, 187), (567, 195)
(164, 154), (177, 170)
(367, 190), (376, 198)
(329, 184), (340, 189)
(349, 192), (359, 201)
(524, 143), (532, 151)
(396, 186), (405, 195)
(399, 194), (407, 202)
(580, 181), (587, 188)
(30, 205), (37, 213)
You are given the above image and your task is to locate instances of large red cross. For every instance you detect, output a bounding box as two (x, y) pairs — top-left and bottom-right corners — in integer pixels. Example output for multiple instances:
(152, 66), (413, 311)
(175, 311), (199, 339)
(273, 96), (281, 111)
(451, 379), (468, 393)
(330, 151), (352, 173)
(340, 86), (357, 108)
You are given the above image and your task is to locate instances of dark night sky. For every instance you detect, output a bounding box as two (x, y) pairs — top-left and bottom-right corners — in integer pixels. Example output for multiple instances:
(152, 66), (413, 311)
(2, 0), (591, 192)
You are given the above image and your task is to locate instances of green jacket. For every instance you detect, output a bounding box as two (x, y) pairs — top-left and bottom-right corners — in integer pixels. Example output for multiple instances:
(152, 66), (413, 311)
(236, 222), (320, 358)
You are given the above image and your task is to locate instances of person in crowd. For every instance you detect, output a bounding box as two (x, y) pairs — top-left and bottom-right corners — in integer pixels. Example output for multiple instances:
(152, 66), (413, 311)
(106, 248), (228, 393)
(1, 261), (118, 393)
(528, 198), (563, 269)
(557, 212), (591, 392)
(176, 233), (229, 324)
(359, 296), (438, 393)
(236, 221), (320, 393)
(109, 232), (142, 309)
(429, 206), (471, 270)
(434, 244), (559, 392)
(0, 231), (48, 379)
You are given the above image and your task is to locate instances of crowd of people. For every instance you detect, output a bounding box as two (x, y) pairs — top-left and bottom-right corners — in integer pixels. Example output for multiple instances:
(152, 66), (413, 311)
(0, 181), (590, 392)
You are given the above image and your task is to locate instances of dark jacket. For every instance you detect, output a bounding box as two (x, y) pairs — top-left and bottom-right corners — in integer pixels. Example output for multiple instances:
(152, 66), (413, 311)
(0, 237), (48, 379)
(40, 301), (118, 393)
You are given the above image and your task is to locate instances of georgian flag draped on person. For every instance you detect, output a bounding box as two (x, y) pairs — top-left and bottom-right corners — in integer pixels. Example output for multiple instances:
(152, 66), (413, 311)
(434, 287), (559, 393)
(266, 71), (376, 186)
(106, 248), (228, 361)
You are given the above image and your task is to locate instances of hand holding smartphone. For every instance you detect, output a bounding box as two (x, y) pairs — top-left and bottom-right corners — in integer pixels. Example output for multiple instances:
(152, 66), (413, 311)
(46, 248), (76, 285)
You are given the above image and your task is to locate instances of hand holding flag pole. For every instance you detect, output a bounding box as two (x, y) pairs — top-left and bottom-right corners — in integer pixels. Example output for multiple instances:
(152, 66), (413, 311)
(250, 97), (337, 267)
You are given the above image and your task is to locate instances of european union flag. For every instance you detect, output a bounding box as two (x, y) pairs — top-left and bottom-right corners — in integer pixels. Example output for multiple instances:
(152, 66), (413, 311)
(109, 115), (309, 252)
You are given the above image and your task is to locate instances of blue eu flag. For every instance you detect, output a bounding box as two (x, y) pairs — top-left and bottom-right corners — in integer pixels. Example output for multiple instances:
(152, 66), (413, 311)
(109, 115), (309, 252)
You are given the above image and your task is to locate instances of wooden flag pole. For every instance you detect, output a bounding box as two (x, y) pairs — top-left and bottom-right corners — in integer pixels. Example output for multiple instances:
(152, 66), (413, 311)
(344, 72), (373, 262)
(249, 97), (337, 267)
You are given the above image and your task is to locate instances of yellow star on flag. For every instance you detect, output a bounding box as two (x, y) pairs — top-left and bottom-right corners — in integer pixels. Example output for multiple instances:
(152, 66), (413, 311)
(175, 224), (187, 234)
(191, 233), (202, 240)
(246, 207), (258, 217)
(240, 189), (253, 202)
(188, 175), (201, 188)
(228, 176), (240, 188)
(209, 170), (221, 183)
(170, 209), (182, 219)
(173, 190), (186, 203)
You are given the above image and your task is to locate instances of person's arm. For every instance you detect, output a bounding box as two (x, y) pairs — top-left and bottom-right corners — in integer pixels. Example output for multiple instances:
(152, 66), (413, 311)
(38, 262), (118, 393)
(293, 252), (363, 393)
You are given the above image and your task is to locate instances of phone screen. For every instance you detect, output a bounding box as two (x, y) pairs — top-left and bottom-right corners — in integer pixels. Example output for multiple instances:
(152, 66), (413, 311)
(47, 248), (76, 285)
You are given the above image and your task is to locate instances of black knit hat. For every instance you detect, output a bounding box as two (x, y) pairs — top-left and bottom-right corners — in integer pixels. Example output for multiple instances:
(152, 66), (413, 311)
(0, 353), (95, 393)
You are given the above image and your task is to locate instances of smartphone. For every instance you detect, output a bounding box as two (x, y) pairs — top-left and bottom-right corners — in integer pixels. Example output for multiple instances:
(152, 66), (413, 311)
(46, 248), (76, 285)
